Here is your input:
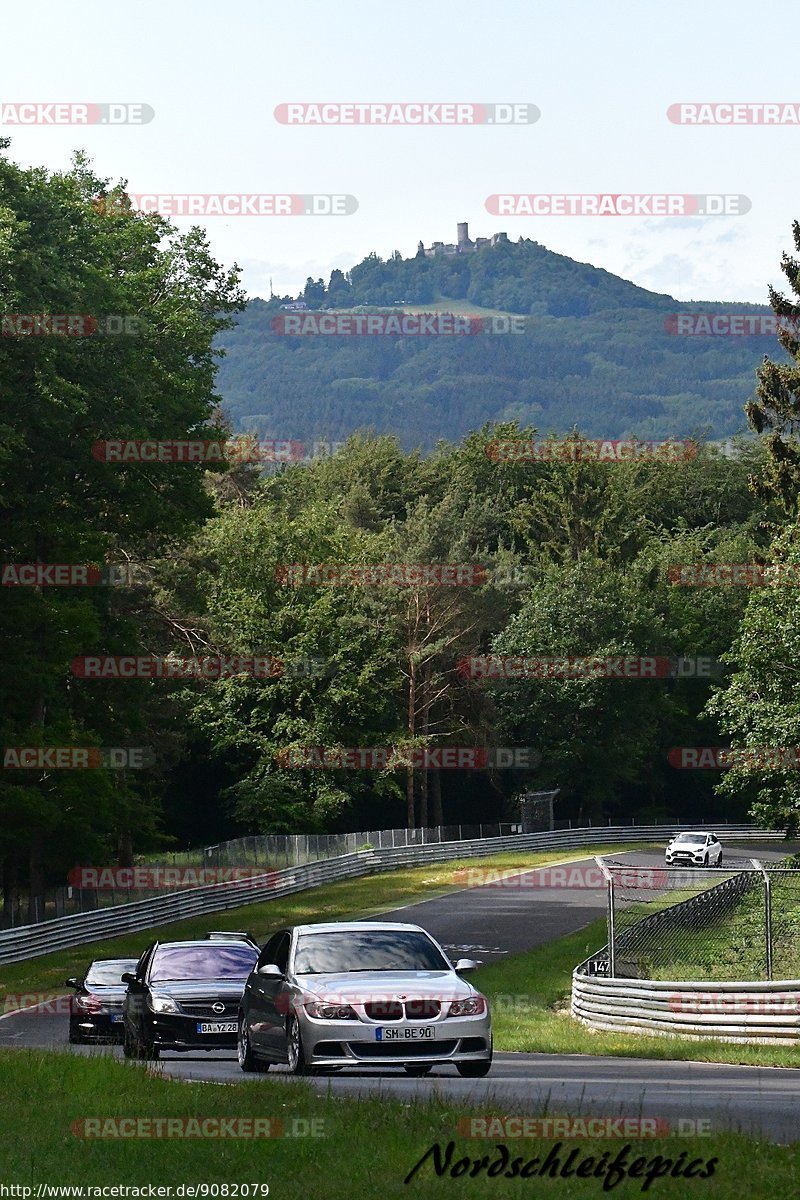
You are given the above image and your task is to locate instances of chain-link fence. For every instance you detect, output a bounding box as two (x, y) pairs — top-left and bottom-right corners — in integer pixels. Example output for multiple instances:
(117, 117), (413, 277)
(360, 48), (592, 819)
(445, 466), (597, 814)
(157, 823), (526, 870)
(592, 854), (800, 982)
(1, 821), (528, 928)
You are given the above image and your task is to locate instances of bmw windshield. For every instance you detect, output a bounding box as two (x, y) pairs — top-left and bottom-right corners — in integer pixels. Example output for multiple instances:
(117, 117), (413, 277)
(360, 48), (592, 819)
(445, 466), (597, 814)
(294, 931), (451, 975)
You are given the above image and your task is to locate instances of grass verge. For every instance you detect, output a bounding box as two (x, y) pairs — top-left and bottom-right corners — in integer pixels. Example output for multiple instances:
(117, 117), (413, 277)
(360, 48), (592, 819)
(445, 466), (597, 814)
(0, 1049), (796, 1196)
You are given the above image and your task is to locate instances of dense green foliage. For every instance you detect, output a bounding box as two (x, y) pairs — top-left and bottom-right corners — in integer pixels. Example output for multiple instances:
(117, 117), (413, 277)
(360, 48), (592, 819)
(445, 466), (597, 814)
(0, 141), (244, 903)
(6, 142), (800, 903)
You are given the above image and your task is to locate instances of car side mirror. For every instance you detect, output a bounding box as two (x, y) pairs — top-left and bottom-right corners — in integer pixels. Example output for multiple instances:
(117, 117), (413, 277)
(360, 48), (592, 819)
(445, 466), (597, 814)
(454, 958), (478, 972)
(64, 977), (79, 988)
(120, 972), (137, 985)
(257, 963), (284, 978)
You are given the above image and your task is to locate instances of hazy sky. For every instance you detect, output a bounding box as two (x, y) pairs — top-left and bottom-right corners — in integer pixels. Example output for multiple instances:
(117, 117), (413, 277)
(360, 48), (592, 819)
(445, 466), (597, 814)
(1, 0), (796, 303)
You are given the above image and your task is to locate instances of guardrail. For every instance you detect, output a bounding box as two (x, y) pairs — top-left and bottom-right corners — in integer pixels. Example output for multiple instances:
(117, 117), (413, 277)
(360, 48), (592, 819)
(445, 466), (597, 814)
(0, 823), (787, 966)
(571, 973), (800, 1043)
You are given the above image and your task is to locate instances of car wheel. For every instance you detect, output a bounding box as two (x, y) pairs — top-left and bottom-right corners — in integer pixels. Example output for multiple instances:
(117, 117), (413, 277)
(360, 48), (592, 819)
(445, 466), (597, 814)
(237, 1019), (269, 1073)
(404, 1065), (433, 1076)
(141, 1035), (160, 1061)
(456, 1060), (492, 1078)
(703, 853), (709, 867)
(717, 854), (723, 867)
(68, 1023), (82, 1045)
(286, 1016), (314, 1076)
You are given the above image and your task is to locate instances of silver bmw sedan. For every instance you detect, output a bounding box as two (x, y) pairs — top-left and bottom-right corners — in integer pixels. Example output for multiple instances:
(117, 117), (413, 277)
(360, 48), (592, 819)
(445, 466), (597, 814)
(237, 921), (492, 1077)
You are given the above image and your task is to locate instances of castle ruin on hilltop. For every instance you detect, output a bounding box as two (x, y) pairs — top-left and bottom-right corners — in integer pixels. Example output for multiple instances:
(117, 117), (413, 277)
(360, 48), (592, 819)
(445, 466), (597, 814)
(417, 222), (509, 258)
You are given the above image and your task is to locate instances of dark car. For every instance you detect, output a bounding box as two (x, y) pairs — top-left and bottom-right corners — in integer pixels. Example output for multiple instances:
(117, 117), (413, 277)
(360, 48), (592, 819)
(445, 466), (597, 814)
(66, 958), (139, 1044)
(122, 938), (258, 1060)
(204, 931), (259, 949)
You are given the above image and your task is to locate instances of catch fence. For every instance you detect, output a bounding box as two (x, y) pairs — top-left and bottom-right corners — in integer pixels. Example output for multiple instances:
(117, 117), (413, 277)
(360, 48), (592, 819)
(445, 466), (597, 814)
(588, 854), (800, 981)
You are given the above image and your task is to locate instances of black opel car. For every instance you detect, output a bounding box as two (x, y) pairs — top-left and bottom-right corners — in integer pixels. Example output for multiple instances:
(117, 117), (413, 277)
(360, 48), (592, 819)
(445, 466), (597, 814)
(66, 958), (139, 1044)
(122, 938), (258, 1060)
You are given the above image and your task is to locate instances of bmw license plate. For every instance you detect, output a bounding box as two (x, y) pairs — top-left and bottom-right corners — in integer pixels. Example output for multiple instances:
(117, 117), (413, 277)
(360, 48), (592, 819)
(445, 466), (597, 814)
(376, 1027), (435, 1041)
(196, 1021), (238, 1034)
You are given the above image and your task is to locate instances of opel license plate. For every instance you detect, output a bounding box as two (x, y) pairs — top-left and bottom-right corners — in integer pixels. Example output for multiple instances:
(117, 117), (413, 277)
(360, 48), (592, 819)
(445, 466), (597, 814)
(196, 1021), (238, 1034)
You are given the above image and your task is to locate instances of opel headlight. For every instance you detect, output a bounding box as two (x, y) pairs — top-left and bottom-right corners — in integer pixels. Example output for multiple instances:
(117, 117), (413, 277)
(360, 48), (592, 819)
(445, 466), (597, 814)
(147, 993), (180, 1014)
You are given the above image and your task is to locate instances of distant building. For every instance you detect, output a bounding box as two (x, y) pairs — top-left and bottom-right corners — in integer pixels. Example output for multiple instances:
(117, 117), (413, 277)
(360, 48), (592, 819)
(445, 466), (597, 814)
(417, 222), (509, 258)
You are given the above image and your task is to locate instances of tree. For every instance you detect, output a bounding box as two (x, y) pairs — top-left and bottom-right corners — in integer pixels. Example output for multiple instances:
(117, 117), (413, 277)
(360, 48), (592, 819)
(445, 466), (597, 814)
(302, 277), (326, 309)
(0, 141), (244, 905)
(745, 221), (800, 515)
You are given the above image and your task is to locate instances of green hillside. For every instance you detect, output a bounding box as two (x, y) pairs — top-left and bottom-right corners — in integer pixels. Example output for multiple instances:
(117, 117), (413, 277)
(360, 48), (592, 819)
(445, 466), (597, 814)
(216, 237), (779, 449)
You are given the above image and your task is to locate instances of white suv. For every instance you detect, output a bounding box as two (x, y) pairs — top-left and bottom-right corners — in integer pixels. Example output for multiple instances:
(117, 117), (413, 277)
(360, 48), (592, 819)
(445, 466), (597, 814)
(665, 831), (723, 867)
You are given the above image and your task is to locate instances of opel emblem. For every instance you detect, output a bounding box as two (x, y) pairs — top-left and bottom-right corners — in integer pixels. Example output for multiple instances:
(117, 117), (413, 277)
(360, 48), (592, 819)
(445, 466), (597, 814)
(212, 1001), (225, 1014)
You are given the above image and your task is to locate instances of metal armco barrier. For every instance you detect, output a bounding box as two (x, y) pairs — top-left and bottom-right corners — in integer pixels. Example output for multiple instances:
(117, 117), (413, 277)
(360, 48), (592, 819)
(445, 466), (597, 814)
(571, 973), (800, 1044)
(0, 823), (786, 965)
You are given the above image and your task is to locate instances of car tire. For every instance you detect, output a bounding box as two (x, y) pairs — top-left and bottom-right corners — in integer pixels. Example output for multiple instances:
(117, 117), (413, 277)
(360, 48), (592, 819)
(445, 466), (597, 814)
(404, 1065), (433, 1076)
(286, 1016), (314, 1076)
(456, 1040), (493, 1078)
(123, 1026), (139, 1059)
(141, 1035), (160, 1061)
(703, 853), (709, 867)
(124, 1025), (158, 1060)
(68, 1023), (82, 1045)
(237, 1019), (269, 1073)
(717, 854), (723, 867)
(456, 1060), (492, 1078)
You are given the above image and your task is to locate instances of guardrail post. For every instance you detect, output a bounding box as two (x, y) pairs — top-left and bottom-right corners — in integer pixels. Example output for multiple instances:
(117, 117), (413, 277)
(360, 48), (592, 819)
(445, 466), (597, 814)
(752, 859), (773, 981)
(595, 857), (615, 978)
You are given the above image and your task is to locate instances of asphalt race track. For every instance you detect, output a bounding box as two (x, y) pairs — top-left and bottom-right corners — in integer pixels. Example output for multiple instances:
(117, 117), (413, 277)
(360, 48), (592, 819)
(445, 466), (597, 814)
(3, 844), (799, 1143)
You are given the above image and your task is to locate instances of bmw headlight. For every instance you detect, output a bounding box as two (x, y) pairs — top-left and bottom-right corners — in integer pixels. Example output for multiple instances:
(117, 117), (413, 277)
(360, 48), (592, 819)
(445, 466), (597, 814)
(147, 993), (180, 1014)
(304, 1001), (357, 1020)
(446, 996), (486, 1018)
